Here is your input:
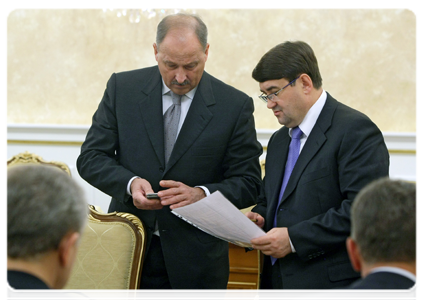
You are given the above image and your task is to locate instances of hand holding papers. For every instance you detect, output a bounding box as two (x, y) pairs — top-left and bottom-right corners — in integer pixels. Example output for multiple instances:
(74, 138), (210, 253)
(171, 191), (265, 248)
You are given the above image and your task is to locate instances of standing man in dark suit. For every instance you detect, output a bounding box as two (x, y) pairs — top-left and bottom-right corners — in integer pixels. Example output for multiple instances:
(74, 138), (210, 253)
(245, 41), (390, 289)
(8, 164), (87, 289)
(77, 13), (262, 289)
(346, 178), (416, 289)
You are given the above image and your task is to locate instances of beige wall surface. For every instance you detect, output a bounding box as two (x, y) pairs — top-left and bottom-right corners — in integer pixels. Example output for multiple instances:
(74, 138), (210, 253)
(7, 9), (415, 132)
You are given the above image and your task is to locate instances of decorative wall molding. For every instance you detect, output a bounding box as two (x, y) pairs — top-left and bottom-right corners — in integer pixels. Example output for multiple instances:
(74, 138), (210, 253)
(255, 129), (416, 153)
(7, 124), (416, 211)
(7, 123), (90, 143)
(7, 124), (417, 153)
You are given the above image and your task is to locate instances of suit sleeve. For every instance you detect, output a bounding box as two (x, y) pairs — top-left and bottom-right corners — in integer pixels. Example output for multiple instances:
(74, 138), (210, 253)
(251, 133), (277, 219)
(203, 97), (263, 209)
(288, 116), (389, 261)
(77, 73), (136, 203)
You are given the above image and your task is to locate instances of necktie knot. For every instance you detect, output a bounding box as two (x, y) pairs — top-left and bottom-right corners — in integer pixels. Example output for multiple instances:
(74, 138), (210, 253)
(291, 126), (303, 140)
(171, 92), (182, 105)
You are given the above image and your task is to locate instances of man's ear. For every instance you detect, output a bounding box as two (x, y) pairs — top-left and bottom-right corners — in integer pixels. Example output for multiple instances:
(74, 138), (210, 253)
(153, 43), (159, 61)
(298, 73), (313, 94)
(346, 237), (362, 273)
(204, 43), (210, 61)
(58, 232), (80, 268)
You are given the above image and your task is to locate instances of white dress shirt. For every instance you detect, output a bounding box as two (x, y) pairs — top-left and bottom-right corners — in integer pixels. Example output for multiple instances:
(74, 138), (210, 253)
(127, 81), (210, 196)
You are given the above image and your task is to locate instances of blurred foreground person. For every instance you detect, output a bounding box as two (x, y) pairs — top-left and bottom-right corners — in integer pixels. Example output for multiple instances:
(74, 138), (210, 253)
(346, 178), (416, 289)
(8, 164), (87, 289)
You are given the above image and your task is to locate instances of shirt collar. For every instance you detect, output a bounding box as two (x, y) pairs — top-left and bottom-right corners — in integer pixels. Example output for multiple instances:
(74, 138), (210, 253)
(291, 90), (327, 138)
(162, 79), (198, 100)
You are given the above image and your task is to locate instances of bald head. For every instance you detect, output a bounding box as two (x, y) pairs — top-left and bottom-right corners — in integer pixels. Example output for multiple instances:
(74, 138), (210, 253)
(156, 13), (208, 51)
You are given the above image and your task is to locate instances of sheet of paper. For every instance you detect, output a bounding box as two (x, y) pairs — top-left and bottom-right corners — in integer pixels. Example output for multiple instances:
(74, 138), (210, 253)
(171, 191), (265, 247)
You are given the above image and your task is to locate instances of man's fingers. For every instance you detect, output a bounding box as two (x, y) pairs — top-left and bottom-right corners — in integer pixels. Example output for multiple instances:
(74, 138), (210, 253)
(159, 180), (180, 188)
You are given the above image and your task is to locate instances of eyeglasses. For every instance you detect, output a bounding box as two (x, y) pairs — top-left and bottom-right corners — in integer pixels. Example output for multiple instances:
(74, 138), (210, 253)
(258, 76), (300, 103)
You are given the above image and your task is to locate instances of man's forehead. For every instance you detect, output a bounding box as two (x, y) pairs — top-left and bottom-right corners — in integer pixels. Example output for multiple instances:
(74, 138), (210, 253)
(162, 57), (200, 66)
(259, 79), (285, 93)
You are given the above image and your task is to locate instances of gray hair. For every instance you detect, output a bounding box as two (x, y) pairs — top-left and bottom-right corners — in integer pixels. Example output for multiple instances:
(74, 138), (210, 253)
(156, 13), (208, 51)
(8, 164), (87, 260)
(350, 177), (415, 264)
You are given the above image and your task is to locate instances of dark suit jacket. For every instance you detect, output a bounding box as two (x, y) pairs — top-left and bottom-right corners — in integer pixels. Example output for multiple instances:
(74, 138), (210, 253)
(296, 272), (420, 300)
(5, 271), (73, 300)
(253, 93), (390, 289)
(77, 66), (262, 288)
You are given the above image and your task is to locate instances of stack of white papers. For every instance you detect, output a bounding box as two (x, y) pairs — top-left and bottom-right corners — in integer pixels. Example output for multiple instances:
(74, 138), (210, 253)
(171, 191), (266, 248)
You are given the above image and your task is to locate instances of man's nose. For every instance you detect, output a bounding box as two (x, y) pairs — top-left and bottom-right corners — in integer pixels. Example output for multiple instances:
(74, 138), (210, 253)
(267, 99), (276, 109)
(174, 68), (188, 83)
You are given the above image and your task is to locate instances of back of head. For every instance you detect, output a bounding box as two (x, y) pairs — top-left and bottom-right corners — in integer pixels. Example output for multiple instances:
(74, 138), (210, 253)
(156, 13), (208, 51)
(8, 164), (87, 260)
(252, 40), (322, 88)
(351, 178), (416, 264)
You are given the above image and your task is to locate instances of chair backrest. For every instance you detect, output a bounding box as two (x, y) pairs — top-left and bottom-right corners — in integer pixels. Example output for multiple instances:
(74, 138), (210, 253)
(64, 205), (146, 289)
(7, 151), (71, 176)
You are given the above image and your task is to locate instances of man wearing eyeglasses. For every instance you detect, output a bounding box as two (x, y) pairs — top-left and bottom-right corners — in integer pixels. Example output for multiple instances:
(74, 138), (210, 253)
(245, 41), (390, 289)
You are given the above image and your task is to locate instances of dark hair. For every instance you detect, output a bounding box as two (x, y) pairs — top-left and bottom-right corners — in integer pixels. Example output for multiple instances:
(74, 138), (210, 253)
(156, 13), (208, 51)
(252, 41), (322, 88)
(351, 178), (416, 264)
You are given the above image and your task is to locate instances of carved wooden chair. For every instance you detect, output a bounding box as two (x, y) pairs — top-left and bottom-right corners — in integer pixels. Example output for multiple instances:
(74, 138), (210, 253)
(7, 151), (71, 175)
(64, 205), (146, 289)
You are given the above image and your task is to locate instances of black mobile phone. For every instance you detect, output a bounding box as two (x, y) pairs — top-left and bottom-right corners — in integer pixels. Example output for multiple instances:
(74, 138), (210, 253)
(146, 193), (160, 200)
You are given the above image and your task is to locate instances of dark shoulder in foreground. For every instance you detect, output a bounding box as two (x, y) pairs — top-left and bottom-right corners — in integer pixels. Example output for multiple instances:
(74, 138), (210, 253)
(5, 271), (73, 300)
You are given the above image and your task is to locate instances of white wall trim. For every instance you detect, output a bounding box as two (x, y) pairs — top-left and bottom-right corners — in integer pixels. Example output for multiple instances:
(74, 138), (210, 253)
(256, 129), (416, 152)
(7, 123), (90, 142)
(7, 124), (417, 152)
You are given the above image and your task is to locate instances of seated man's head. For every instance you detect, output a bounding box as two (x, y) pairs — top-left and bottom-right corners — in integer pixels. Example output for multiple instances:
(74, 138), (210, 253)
(8, 164), (87, 289)
(347, 177), (416, 277)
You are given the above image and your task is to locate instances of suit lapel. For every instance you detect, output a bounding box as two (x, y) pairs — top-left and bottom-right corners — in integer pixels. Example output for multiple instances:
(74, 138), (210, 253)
(164, 72), (215, 173)
(138, 67), (166, 168)
(266, 130), (290, 217)
(278, 95), (338, 205)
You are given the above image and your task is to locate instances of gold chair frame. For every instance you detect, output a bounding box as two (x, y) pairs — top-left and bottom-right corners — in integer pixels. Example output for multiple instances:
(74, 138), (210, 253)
(7, 151), (71, 176)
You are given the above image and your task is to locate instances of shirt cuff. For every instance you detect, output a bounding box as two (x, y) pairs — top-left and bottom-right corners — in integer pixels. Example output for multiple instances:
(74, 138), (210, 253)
(289, 237), (296, 253)
(195, 185), (210, 197)
(127, 176), (140, 196)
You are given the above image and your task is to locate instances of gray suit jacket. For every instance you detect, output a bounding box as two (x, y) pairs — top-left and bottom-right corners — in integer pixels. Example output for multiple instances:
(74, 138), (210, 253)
(253, 93), (390, 289)
(77, 66), (262, 288)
